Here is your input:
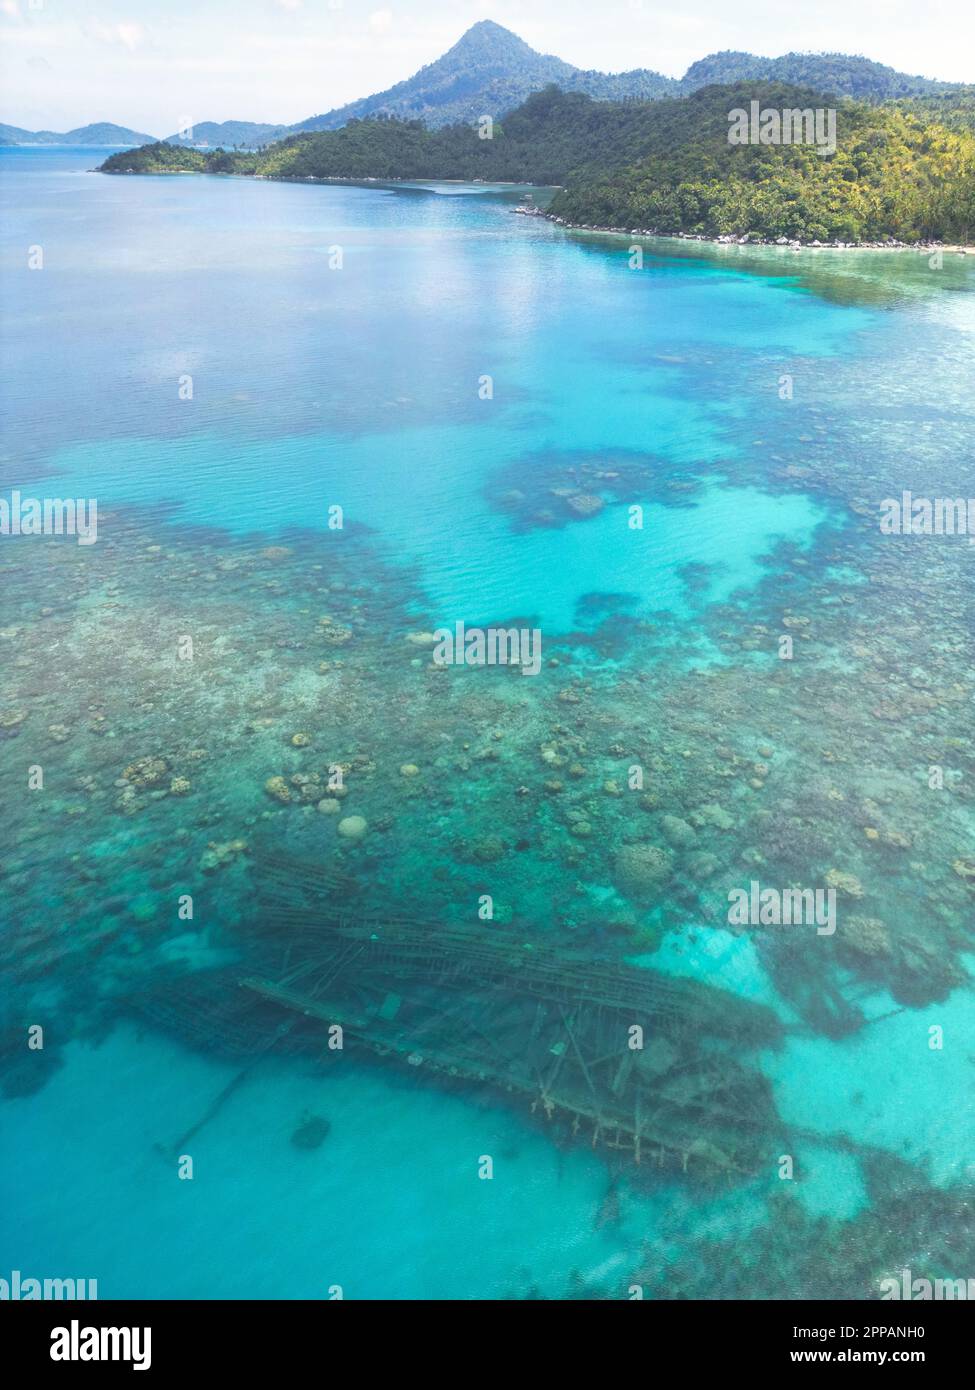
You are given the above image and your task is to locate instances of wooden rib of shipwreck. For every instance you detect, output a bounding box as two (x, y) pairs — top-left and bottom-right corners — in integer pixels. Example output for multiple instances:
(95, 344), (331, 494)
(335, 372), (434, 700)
(235, 974), (765, 1175)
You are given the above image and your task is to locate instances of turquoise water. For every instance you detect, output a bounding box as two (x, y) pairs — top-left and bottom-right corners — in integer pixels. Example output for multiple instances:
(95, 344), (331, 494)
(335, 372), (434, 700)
(2, 146), (975, 1300)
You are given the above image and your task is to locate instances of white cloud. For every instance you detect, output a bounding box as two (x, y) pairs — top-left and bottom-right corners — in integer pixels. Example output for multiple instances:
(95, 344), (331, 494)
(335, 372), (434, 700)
(83, 19), (146, 52)
(116, 23), (145, 51)
(368, 9), (393, 37)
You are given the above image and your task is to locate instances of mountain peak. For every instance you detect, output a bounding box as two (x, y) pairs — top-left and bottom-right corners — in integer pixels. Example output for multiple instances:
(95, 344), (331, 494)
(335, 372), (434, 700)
(457, 20), (527, 41)
(291, 18), (581, 134)
(445, 20), (541, 62)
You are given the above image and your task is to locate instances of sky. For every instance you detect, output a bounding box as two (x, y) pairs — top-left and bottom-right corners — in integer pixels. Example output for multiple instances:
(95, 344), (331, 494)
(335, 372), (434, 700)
(2, 0), (974, 135)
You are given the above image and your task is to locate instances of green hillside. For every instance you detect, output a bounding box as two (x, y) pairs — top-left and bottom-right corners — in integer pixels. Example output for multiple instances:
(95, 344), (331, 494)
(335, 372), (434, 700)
(101, 142), (210, 173)
(680, 51), (952, 100)
(548, 84), (975, 244)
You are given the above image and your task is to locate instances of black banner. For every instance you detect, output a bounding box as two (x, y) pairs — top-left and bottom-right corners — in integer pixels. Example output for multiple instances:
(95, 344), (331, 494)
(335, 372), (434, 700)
(2, 1299), (967, 1374)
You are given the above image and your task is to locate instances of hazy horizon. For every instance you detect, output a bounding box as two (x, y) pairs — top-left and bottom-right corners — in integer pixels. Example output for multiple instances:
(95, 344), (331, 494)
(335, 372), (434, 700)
(2, 0), (974, 136)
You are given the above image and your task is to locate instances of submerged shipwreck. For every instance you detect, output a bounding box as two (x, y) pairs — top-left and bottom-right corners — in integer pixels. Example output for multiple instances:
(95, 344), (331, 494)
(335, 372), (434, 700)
(126, 849), (810, 1181)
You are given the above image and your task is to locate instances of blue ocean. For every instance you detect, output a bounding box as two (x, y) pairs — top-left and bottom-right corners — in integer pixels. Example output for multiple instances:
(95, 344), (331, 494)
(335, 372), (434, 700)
(1, 146), (974, 1299)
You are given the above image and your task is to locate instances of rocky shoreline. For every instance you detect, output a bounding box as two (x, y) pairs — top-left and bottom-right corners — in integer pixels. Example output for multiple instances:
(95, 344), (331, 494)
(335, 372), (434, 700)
(522, 207), (974, 254)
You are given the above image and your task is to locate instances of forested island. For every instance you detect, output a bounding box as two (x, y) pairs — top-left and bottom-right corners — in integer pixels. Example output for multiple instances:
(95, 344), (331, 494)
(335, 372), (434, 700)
(100, 82), (975, 246)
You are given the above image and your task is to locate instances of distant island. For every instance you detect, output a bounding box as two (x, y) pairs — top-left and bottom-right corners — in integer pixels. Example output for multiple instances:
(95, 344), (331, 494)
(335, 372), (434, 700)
(6, 19), (970, 149)
(0, 121), (156, 148)
(99, 83), (975, 248)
